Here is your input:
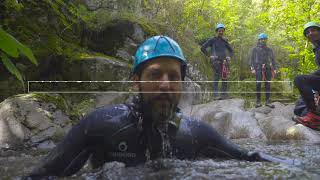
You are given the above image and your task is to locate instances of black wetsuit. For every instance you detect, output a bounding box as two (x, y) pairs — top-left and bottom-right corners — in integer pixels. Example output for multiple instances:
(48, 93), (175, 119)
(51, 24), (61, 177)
(294, 41), (320, 113)
(249, 43), (277, 104)
(201, 37), (234, 98)
(294, 97), (308, 117)
(26, 97), (254, 179)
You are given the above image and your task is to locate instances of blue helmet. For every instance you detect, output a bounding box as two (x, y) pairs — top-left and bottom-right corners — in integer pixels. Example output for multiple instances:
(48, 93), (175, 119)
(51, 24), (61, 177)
(303, 21), (320, 36)
(133, 35), (187, 77)
(216, 23), (225, 31)
(258, 33), (268, 40)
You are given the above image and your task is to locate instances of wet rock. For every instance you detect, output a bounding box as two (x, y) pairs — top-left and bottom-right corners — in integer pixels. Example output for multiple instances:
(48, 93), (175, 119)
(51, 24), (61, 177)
(254, 112), (267, 120)
(115, 36), (140, 61)
(210, 111), (232, 135)
(183, 99), (266, 140)
(179, 78), (202, 109)
(37, 140), (56, 150)
(286, 124), (320, 143)
(85, 19), (147, 60)
(269, 102), (295, 118)
(94, 93), (128, 109)
(250, 106), (272, 115)
(63, 56), (130, 82)
(100, 162), (126, 179)
(257, 116), (296, 140)
(0, 98), (32, 149)
(0, 94), (71, 149)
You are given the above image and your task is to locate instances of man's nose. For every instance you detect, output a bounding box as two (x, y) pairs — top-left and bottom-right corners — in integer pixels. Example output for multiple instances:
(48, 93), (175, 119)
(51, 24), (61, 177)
(159, 74), (170, 91)
(306, 30), (315, 37)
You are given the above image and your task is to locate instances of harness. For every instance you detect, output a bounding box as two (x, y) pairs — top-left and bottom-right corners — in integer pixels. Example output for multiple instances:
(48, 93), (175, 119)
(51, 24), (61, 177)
(262, 64), (267, 81)
(261, 63), (275, 81)
(294, 112), (320, 131)
(221, 60), (230, 80)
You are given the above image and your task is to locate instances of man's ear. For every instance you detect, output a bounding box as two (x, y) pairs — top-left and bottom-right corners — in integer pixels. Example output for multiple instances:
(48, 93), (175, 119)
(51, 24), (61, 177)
(132, 74), (140, 91)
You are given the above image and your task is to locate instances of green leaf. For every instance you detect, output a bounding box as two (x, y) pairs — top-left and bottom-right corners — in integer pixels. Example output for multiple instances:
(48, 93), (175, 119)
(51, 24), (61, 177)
(0, 27), (38, 65)
(0, 28), (20, 58)
(17, 42), (38, 65)
(0, 52), (24, 84)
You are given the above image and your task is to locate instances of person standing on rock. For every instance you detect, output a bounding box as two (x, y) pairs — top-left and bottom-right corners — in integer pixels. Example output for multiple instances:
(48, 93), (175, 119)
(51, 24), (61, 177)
(293, 22), (320, 130)
(249, 33), (277, 108)
(24, 35), (293, 180)
(201, 23), (234, 100)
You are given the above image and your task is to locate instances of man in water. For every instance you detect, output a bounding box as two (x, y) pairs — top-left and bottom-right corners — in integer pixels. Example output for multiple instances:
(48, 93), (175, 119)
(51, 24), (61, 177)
(201, 23), (234, 100)
(294, 22), (320, 130)
(25, 35), (283, 179)
(249, 33), (277, 108)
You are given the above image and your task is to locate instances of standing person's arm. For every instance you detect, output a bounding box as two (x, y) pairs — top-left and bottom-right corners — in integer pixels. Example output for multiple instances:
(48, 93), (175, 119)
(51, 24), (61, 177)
(249, 48), (256, 74)
(312, 47), (320, 75)
(269, 48), (277, 70)
(201, 39), (213, 57)
(196, 121), (249, 159)
(226, 41), (234, 60)
(195, 121), (299, 164)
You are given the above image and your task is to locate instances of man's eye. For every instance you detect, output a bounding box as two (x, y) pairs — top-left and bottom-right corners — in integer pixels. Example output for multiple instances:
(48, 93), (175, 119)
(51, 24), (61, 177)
(169, 73), (180, 81)
(149, 71), (161, 79)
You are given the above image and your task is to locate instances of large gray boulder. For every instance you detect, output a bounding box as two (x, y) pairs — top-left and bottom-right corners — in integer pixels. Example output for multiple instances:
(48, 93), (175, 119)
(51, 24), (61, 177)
(0, 94), (72, 150)
(63, 56), (130, 82)
(179, 78), (202, 109)
(182, 99), (320, 142)
(182, 99), (266, 140)
(249, 102), (320, 142)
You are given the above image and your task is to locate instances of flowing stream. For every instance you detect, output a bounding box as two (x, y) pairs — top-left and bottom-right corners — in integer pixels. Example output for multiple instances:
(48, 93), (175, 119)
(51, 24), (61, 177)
(1, 140), (319, 179)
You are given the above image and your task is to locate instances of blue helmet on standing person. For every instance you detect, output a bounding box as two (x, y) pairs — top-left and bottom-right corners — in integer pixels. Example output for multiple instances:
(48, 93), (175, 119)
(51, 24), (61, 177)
(133, 35), (187, 79)
(258, 33), (268, 40)
(303, 21), (320, 37)
(216, 23), (226, 31)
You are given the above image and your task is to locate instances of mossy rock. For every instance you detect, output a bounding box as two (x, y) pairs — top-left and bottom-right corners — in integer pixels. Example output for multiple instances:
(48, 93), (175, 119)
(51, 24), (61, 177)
(83, 18), (153, 60)
(30, 93), (68, 113)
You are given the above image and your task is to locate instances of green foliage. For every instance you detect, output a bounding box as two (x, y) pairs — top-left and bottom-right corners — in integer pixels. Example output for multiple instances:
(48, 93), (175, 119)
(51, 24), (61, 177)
(0, 52), (23, 83)
(0, 27), (38, 85)
(32, 93), (68, 113)
(2, 0), (319, 103)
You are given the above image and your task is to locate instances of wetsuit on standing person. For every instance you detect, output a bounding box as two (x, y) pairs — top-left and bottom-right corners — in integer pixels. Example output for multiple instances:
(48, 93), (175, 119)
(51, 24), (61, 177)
(249, 33), (277, 108)
(294, 22), (320, 130)
(201, 23), (234, 100)
(24, 36), (293, 180)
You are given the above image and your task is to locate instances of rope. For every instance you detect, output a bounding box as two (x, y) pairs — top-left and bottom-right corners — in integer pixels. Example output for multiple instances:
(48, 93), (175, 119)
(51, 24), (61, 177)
(262, 64), (266, 81)
(221, 60), (229, 80)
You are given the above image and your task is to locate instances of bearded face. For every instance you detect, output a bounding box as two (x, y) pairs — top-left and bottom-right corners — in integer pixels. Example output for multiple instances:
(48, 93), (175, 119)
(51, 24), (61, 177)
(133, 57), (183, 128)
(305, 27), (320, 45)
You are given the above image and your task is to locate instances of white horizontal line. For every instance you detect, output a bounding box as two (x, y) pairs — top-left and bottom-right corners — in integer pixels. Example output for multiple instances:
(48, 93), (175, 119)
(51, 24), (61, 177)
(28, 91), (293, 94)
(27, 81), (293, 83)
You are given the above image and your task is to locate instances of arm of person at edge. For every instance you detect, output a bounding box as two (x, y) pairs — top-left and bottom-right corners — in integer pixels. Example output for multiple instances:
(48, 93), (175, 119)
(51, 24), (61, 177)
(225, 39), (234, 63)
(24, 113), (100, 180)
(269, 48), (278, 73)
(194, 121), (266, 161)
(201, 38), (217, 60)
(311, 47), (320, 76)
(249, 48), (256, 74)
(200, 38), (212, 57)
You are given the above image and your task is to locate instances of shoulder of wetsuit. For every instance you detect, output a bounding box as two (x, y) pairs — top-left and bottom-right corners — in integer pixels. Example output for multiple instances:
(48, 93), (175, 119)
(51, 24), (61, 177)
(210, 36), (220, 42)
(293, 97), (308, 117)
(266, 46), (273, 52)
(81, 104), (134, 136)
(216, 36), (229, 44)
(205, 37), (216, 44)
(222, 37), (229, 42)
(179, 116), (215, 139)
